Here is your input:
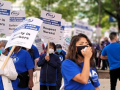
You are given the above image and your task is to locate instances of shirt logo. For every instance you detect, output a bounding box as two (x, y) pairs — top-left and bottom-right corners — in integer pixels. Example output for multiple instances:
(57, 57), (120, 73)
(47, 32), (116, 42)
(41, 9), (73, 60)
(13, 57), (19, 63)
(59, 56), (63, 62)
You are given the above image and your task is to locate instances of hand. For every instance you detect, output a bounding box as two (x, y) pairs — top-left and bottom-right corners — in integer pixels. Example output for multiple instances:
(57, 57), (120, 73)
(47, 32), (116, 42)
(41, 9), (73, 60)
(45, 55), (50, 62)
(81, 47), (92, 59)
(28, 79), (34, 89)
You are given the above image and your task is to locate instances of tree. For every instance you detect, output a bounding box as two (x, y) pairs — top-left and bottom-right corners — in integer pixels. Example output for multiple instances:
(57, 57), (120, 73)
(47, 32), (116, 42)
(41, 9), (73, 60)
(6, 0), (120, 33)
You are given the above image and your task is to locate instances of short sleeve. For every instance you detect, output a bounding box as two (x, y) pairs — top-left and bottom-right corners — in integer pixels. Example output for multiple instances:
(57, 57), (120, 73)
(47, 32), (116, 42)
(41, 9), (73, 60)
(32, 45), (40, 59)
(90, 69), (100, 87)
(101, 47), (107, 56)
(61, 60), (81, 82)
(25, 51), (34, 70)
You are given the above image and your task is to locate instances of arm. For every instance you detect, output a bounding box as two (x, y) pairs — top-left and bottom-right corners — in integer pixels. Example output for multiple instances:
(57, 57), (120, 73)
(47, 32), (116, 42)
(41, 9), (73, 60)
(95, 87), (100, 90)
(34, 58), (39, 70)
(2, 58), (18, 80)
(73, 58), (90, 84)
(37, 55), (46, 67)
(28, 69), (34, 89)
(73, 47), (92, 84)
(48, 56), (61, 68)
(101, 47), (107, 60)
(100, 55), (108, 60)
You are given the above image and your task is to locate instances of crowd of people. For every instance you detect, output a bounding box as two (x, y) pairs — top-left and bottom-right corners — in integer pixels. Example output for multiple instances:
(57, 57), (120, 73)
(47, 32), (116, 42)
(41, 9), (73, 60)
(0, 32), (120, 90)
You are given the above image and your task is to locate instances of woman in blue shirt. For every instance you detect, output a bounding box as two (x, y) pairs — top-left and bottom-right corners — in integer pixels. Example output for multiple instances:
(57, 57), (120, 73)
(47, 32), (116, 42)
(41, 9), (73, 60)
(37, 42), (61, 90)
(61, 33), (100, 90)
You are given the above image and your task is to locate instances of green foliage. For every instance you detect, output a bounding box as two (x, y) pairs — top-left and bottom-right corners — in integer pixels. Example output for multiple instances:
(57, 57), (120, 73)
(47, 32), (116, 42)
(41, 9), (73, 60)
(6, 0), (120, 31)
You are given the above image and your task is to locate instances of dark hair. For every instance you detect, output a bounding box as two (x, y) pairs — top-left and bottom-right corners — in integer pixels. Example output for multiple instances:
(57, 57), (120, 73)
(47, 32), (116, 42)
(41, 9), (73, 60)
(46, 42), (56, 51)
(66, 33), (95, 68)
(109, 32), (117, 40)
(56, 44), (62, 48)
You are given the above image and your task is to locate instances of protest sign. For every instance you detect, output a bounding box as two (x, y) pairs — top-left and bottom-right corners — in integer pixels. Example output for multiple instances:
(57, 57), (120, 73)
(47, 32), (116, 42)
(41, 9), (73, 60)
(35, 33), (43, 53)
(74, 20), (93, 39)
(56, 19), (66, 45)
(62, 35), (71, 53)
(0, 1), (11, 35)
(39, 10), (62, 43)
(9, 10), (25, 35)
(5, 17), (43, 49)
(63, 22), (72, 37)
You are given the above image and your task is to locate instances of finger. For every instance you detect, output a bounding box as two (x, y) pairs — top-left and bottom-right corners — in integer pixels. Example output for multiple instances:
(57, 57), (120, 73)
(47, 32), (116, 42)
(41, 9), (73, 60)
(81, 49), (84, 54)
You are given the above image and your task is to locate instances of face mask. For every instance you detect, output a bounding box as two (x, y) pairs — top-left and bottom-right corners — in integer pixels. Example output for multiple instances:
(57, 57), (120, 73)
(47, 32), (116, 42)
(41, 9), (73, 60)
(1, 47), (5, 53)
(49, 48), (54, 54)
(57, 49), (62, 53)
(9, 46), (12, 50)
(77, 46), (88, 57)
(0, 50), (1, 54)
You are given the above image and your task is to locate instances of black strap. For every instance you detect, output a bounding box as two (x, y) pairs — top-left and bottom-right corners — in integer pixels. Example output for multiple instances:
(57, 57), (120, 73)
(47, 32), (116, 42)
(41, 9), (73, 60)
(89, 76), (94, 86)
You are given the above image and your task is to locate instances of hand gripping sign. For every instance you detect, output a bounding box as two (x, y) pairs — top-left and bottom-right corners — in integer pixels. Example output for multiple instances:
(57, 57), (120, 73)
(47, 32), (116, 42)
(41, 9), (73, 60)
(1, 17), (43, 69)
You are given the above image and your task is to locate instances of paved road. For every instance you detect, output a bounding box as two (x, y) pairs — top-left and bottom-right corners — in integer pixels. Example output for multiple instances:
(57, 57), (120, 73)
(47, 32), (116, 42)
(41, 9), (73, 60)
(33, 71), (120, 90)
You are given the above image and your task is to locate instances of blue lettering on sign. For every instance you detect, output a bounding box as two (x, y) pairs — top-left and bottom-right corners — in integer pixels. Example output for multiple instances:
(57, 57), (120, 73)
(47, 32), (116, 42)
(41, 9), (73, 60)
(64, 26), (72, 28)
(13, 24), (40, 33)
(74, 24), (93, 31)
(46, 13), (55, 18)
(0, 9), (10, 16)
(10, 17), (25, 22)
(40, 17), (61, 26)
(61, 26), (65, 30)
(11, 11), (19, 16)
(23, 18), (33, 23)
(0, 1), (4, 7)
(35, 39), (41, 43)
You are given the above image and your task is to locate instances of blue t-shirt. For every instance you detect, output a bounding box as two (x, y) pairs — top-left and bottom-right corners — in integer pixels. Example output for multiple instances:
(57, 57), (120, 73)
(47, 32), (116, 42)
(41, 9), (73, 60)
(31, 45), (40, 61)
(0, 76), (4, 90)
(61, 59), (100, 90)
(11, 49), (34, 90)
(101, 42), (120, 70)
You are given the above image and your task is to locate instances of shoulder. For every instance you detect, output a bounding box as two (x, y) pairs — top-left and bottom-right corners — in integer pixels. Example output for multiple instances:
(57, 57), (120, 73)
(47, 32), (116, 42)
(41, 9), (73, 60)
(20, 49), (31, 56)
(62, 59), (77, 67)
(40, 53), (46, 57)
(20, 49), (28, 53)
(31, 45), (37, 50)
(52, 54), (59, 57)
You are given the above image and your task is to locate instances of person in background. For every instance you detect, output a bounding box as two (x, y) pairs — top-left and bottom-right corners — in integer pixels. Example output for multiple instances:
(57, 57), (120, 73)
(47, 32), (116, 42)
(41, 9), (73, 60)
(101, 32), (120, 90)
(37, 42), (61, 90)
(0, 40), (18, 90)
(55, 44), (65, 63)
(101, 37), (110, 70)
(55, 44), (65, 90)
(97, 41), (104, 69)
(21, 47), (35, 90)
(61, 33), (100, 90)
(10, 46), (34, 90)
(103, 37), (110, 47)
(31, 45), (40, 71)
